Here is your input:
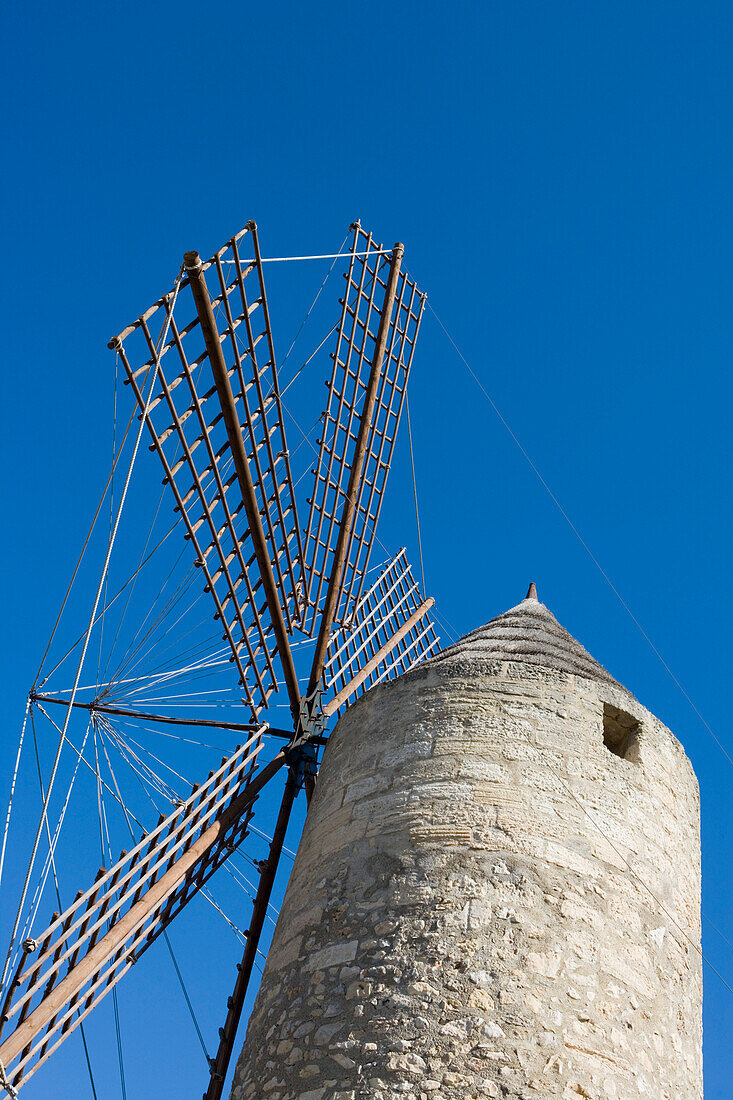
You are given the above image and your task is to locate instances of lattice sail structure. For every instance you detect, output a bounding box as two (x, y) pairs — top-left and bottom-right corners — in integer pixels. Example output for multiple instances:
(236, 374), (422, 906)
(323, 549), (440, 718)
(0, 220), (439, 1099)
(0, 735), (273, 1090)
(113, 223), (305, 721)
(301, 226), (426, 635)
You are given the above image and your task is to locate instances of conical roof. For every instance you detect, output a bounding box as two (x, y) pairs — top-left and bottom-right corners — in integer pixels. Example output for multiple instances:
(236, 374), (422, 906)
(431, 583), (622, 689)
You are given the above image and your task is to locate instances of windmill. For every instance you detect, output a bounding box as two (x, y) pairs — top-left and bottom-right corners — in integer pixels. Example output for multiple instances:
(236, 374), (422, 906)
(0, 221), (440, 1097)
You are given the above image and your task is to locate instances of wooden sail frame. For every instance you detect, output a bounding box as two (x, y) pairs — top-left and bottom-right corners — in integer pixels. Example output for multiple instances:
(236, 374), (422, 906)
(0, 737), (279, 1088)
(301, 227), (426, 637)
(109, 223), (304, 723)
(0, 221), (439, 1097)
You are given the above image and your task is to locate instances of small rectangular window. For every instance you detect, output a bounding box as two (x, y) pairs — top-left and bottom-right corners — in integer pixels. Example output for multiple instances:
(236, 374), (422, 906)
(602, 704), (640, 762)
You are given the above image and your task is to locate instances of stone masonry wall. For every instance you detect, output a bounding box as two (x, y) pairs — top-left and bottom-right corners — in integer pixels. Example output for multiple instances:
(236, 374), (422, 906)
(230, 657), (702, 1100)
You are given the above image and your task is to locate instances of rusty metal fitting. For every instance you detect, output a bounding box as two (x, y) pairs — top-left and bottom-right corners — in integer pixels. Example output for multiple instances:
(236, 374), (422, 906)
(183, 250), (202, 273)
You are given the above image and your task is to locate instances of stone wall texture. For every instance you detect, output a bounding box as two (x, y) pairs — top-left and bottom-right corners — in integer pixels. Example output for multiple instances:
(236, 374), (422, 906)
(230, 636), (702, 1099)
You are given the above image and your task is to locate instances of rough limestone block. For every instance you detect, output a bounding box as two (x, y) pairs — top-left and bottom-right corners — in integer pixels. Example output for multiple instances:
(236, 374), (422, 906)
(230, 596), (701, 1100)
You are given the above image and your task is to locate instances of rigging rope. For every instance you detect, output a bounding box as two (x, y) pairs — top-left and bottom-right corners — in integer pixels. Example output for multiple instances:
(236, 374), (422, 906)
(427, 301), (733, 772)
(94, 725), (128, 1100)
(30, 709), (62, 906)
(525, 722), (733, 997)
(32, 399), (138, 692)
(96, 348), (119, 686)
(30, 711), (100, 1099)
(112, 986), (127, 1100)
(163, 932), (211, 1065)
(0, 1059), (18, 1099)
(97, 715), (282, 937)
(245, 308), (733, 1001)
(98, 448), (199, 689)
(107, 548), (207, 688)
(97, 730), (211, 1064)
(1, 268), (185, 990)
(221, 248), (390, 265)
(37, 517), (182, 690)
(96, 732), (208, 1079)
(405, 394), (426, 597)
(281, 320), (339, 398)
(279, 231), (349, 374)
(0, 702), (29, 897)
(6, 719), (93, 983)
(33, 705), (144, 831)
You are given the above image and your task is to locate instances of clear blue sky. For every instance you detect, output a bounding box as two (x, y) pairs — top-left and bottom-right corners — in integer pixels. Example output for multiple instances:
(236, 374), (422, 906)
(2, 1), (732, 1096)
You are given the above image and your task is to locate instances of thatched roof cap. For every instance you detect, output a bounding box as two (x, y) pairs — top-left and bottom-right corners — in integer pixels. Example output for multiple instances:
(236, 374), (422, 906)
(431, 583), (623, 689)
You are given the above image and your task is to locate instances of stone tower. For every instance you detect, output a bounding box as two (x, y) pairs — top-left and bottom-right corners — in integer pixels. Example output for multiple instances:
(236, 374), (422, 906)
(230, 587), (702, 1100)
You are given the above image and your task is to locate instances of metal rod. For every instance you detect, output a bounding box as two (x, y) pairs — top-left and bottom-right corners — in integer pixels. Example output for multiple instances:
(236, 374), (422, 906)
(0, 753), (286, 1069)
(323, 597), (434, 717)
(183, 251), (301, 720)
(30, 696), (295, 741)
(204, 776), (297, 1100)
(306, 243), (404, 702)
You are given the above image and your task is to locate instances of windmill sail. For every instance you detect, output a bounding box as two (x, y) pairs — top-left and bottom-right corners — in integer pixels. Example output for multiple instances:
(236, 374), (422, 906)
(323, 549), (440, 717)
(110, 224), (304, 721)
(0, 736), (280, 1090)
(1, 220), (442, 1099)
(300, 224), (426, 636)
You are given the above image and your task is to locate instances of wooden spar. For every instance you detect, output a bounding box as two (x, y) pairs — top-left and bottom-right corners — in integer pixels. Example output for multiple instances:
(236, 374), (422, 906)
(183, 249), (301, 720)
(0, 753), (286, 1070)
(30, 695), (296, 741)
(12, 743), (261, 1012)
(306, 244), (404, 703)
(205, 777), (297, 1099)
(10, 737), (262, 1001)
(323, 598), (434, 717)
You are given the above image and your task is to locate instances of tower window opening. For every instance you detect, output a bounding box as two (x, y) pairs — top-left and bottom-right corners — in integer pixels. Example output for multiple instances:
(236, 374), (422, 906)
(602, 704), (640, 762)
